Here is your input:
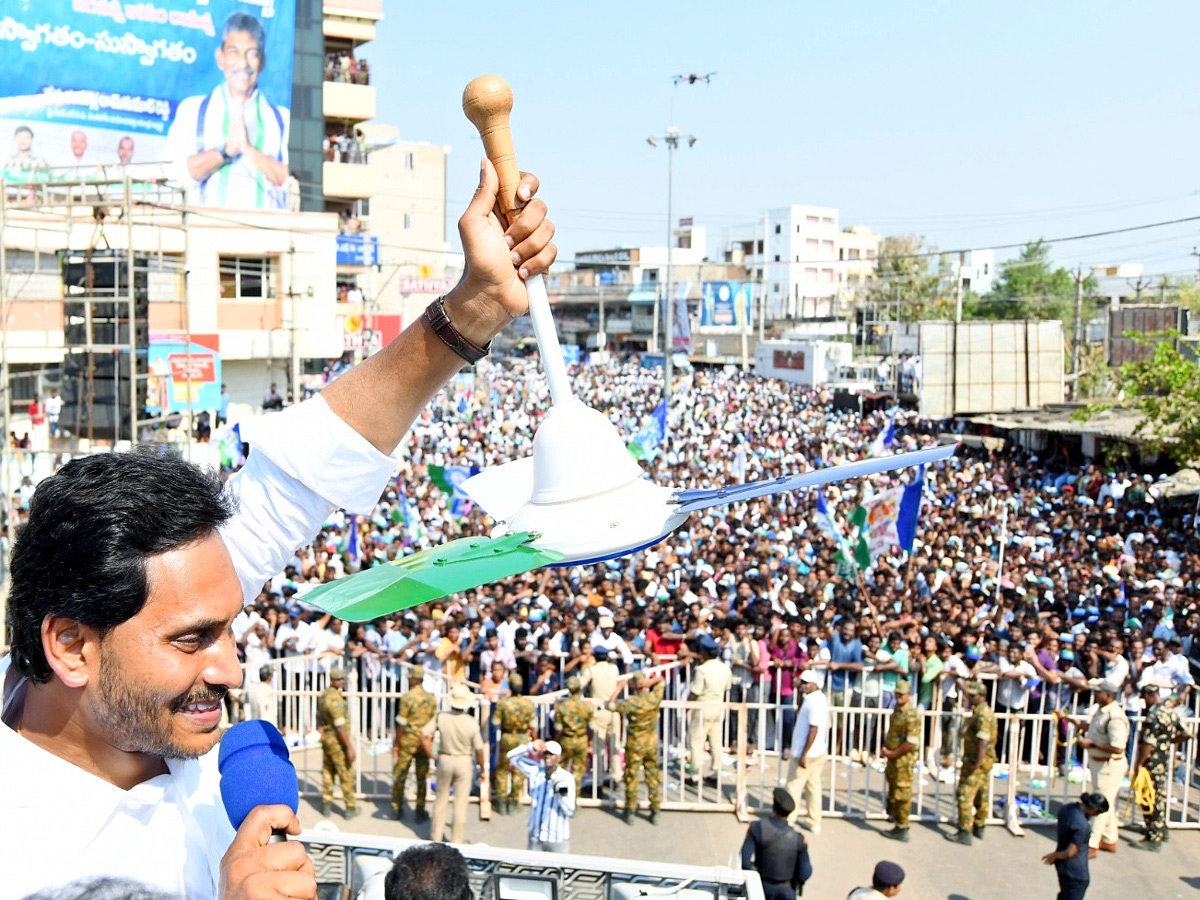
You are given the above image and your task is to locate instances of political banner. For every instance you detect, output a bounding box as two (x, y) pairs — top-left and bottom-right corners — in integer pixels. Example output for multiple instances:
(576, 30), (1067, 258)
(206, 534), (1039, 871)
(0, 1), (296, 210)
(145, 333), (221, 414)
(701, 281), (753, 327)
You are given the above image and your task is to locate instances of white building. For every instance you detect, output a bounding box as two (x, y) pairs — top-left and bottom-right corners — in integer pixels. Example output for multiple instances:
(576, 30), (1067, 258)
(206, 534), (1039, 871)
(952, 249), (995, 296)
(724, 206), (878, 320)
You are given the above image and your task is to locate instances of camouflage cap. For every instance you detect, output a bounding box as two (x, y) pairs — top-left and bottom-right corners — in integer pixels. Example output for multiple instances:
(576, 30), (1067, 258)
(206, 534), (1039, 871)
(964, 680), (986, 696)
(329, 666), (345, 681)
(508, 672), (524, 690)
(894, 678), (912, 695)
(409, 664), (425, 682)
(566, 675), (581, 693)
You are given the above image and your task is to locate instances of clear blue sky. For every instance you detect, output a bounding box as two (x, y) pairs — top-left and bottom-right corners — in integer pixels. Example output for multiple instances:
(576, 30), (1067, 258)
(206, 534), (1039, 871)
(373, 1), (1200, 280)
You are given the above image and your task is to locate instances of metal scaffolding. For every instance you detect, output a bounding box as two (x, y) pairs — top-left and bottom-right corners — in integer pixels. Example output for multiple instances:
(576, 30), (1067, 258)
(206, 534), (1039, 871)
(1, 168), (193, 636)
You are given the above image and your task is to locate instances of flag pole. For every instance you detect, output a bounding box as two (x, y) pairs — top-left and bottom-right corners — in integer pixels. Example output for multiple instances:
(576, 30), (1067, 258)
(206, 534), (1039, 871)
(994, 503), (1009, 601)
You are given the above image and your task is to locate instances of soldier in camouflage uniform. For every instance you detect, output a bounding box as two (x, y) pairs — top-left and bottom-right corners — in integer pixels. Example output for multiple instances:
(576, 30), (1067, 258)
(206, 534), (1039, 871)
(556, 675), (593, 794)
(391, 664), (438, 820)
(1131, 682), (1191, 851)
(316, 666), (359, 818)
(953, 680), (996, 845)
(610, 670), (666, 824)
(494, 672), (536, 814)
(880, 678), (919, 841)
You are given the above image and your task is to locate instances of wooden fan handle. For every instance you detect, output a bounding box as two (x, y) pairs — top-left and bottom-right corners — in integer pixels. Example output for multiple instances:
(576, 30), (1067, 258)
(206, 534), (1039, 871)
(462, 74), (525, 223)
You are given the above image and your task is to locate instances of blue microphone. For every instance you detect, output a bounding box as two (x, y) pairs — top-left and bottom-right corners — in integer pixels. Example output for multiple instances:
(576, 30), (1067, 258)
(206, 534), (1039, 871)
(218, 720), (300, 842)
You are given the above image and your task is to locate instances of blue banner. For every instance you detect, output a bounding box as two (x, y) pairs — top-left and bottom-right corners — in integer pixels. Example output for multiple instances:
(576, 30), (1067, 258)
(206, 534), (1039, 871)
(701, 281), (753, 327)
(336, 234), (380, 266)
(0, 1), (296, 210)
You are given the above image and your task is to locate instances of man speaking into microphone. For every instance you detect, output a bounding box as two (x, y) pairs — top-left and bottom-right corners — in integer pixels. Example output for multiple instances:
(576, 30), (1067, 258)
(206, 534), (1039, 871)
(0, 155), (555, 898)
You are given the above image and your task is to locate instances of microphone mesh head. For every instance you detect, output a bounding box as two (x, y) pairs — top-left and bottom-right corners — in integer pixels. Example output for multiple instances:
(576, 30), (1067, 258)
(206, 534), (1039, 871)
(218, 720), (299, 830)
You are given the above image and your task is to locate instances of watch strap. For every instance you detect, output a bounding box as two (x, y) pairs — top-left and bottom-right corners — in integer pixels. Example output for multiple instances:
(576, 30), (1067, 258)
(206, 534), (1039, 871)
(422, 296), (491, 364)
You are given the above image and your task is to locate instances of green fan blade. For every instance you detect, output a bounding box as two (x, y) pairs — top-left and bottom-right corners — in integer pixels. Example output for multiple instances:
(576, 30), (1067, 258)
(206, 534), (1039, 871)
(302, 531), (563, 621)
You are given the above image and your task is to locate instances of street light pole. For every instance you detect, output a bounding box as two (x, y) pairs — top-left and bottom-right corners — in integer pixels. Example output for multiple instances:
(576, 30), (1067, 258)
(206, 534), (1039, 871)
(648, 127), (694, 406)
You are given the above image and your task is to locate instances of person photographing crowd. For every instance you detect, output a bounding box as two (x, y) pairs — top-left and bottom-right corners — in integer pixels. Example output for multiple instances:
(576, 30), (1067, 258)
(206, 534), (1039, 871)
(506, 738), (577, 852)
(1042, 792), (1108, 900)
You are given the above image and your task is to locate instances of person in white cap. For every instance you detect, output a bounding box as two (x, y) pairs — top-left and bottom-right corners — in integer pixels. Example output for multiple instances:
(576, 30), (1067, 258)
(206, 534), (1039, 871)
(506, 738), (576, 852)
(590, 615), (634, 667)
(786, 669), (830, 834)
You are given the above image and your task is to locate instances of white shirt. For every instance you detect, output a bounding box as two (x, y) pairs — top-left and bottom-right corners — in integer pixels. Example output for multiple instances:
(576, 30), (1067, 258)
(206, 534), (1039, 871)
(1, 394), (397, 899)
(1102, 654), (1130, 689)
(590, 630), (635, 666)
(166, 84), (290, 210)
(791, 688), (831, 758)
(1140, 653), (1195, 688)
(996, 659), (1037, 711)
(507, 742), (576, 844)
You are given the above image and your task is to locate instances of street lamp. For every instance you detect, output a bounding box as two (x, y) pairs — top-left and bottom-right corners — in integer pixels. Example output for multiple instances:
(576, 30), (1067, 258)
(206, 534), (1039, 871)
(647, 126), (696, 405)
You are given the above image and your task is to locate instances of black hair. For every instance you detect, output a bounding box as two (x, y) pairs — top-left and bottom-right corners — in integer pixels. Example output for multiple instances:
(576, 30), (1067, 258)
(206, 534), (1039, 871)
(385, 843), (472, 900)
(221, 12), (267, 70)
(14, 125), (33, 137)
(22, 878), (179, 899)
(8, 448), (235, 682)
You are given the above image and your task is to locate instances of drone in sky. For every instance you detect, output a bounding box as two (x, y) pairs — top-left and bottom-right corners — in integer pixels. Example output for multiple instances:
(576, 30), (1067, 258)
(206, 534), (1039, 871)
(673, 72), (717, 85)
(303, 75), (955, 622)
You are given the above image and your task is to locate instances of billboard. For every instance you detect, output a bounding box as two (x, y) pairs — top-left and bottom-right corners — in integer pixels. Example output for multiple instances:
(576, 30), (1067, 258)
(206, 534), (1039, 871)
(336, 234), (381, 267)
(701, 281), (753, 327)
(0, 1), (296, 210)
(146, 333), (221, 414)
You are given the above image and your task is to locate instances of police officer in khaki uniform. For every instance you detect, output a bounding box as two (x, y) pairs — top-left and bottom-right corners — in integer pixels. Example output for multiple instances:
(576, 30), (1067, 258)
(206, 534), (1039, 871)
(421, 682), (486, 844)
(1057, 679), (1129, 857)
(580, 645), (622, 789)
(687, 635), (732, 784)
(316, 666), (359, 818)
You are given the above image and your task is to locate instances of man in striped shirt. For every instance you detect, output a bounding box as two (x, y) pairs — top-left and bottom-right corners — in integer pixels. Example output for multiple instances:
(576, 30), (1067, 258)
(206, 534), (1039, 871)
(507, 739), (577, 853)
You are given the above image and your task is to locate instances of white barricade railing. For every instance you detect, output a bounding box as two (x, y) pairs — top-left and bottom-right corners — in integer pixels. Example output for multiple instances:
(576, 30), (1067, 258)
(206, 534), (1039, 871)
(232, 654), (1199, 831)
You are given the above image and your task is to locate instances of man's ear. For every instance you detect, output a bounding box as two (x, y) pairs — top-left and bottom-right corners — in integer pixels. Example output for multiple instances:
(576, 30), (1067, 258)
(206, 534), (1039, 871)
(41, 615), (99, 689)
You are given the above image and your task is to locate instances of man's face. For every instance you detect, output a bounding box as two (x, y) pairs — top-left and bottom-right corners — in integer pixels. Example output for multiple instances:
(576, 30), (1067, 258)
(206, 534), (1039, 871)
(217, 30), (262, 96)
(15, 129), (32, 152)
(896, 690), (910, 707)
(89, 532), (244, 760)
(70, 131), (87, 159)
(118, 138), (133, 164)
(543, 749), (561, 775)
(840, 622), (855, 642)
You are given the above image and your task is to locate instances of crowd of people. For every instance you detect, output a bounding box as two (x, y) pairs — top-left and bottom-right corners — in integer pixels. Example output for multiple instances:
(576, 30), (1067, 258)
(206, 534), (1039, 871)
(208, 360), (1197, 856)
(325, 129), (369, 165)
(325, 51), (370, 85)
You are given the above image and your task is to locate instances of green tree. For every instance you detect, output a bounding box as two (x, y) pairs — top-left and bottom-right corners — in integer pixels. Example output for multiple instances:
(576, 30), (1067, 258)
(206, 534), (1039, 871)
(1106, 338), (1200, 465)
(966, 239), (1094, 321)
(866, 234), (953, 321)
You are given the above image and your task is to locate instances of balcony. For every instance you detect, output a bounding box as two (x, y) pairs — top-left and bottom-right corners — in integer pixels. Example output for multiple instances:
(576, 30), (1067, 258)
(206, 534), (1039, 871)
(323, 0), (381, 41)
(323, 81), (375, 122)
(323, 161), (375, 200)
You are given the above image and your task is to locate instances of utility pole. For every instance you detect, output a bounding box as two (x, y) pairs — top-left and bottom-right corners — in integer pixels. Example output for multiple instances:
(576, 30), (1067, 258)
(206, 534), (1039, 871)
(647, 127), (696, 404)
(1071, 264), (1084, 393)
(954, 269), (964, 323)
(759, 210), (767, 342)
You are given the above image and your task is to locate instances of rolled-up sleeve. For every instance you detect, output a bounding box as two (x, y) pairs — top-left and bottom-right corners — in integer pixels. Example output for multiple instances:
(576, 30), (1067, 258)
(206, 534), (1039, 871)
(220, 395), (398, 602)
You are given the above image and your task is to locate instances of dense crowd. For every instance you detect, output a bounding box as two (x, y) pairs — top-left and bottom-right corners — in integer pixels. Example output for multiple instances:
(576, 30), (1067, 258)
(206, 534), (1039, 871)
(226, 359), (1198, 746)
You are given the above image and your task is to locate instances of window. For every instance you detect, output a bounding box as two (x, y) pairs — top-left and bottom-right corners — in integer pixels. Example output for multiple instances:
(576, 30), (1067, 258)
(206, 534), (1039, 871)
(774, 254), (780, 262)
(822, 216), (834, 225)
(848, 248), (861, 260)
(219, 256), (275, 299)
(866, 249), (877, 259)
(774, 224), (781, 234)
(806, 215), (819, 224)
(796, 225), (801, 234)
(821, 268), (834, 282)
(805, 238), (819, 252)
(404, 152), (415, 170)
(822, 240), (835, 253)
(804, 267), (818, 281)
(403, 212), (412, 229)
(773, 283), (780, 293)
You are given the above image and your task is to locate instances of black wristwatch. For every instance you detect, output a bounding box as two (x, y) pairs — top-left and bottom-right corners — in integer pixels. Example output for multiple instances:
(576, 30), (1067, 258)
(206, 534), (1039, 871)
(218, 146), (234, 166)
(423, 296), (491, 364)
